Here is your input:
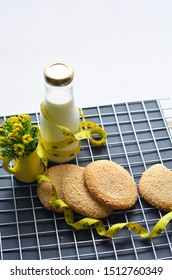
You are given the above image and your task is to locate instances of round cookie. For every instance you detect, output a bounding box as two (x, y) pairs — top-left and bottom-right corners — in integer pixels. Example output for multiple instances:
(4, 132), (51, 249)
(37, 164), (78, 212)
(84, 160), (138, 209)
(139, 164), (172, 212)
(62, 165), (112, 218)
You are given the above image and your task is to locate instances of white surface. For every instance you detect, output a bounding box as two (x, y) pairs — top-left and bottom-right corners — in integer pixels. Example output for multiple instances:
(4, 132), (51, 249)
(0, 0), (172, 116)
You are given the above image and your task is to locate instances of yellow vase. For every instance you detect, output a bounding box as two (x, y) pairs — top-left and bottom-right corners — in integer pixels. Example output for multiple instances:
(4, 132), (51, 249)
(2, 149), (44, 183)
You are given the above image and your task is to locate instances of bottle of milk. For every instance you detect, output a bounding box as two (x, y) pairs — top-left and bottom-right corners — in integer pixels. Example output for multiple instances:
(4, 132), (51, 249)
(40, 62), (80, 163)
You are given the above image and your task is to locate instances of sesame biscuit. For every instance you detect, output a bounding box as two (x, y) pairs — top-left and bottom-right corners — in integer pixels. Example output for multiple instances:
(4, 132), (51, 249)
(62, 165), (112, 218)
(139, 164), (172, 212)
(84, 160), (138, 209)
(37, 164), (78, 212)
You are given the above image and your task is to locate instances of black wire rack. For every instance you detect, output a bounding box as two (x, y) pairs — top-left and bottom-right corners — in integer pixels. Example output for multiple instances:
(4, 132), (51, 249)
(0, 98), (172, 260)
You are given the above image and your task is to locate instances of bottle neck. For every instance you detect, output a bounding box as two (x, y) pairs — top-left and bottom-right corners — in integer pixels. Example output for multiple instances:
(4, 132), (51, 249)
(44, 81), (74, 105)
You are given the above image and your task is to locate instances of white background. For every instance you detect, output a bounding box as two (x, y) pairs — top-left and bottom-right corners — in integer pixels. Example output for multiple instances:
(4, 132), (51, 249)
(0, 0), (172, 115)
(0, 0), (172, 272)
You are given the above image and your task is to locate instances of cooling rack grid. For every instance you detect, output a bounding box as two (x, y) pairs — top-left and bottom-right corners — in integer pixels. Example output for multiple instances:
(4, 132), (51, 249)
(0, 98), (172, 260)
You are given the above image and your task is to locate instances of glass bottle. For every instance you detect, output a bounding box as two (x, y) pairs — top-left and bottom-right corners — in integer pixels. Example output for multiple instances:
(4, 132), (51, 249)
(40, 62), (80, 163)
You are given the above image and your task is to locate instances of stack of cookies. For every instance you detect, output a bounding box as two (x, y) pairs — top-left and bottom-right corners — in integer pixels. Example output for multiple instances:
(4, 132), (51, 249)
(37, 160), (138, 218)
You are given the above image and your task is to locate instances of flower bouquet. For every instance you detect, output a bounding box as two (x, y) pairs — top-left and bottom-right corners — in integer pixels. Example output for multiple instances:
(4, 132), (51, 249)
(0, 114), (44, 182)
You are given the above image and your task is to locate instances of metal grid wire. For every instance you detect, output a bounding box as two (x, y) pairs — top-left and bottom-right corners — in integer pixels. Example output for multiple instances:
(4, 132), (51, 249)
(0, 98), (172, 260)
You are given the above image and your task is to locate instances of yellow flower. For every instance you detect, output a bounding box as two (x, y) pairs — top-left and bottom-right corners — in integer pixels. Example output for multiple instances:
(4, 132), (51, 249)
(0, 114), (38, 159)
(0, 136), (5, 147)
(1, 121), (6, 128)
(0, 128), (5, 134)
(8, 116), (19, 124)
(13, 143), (25, 157)
(18, 114), (31, 123)
(22, 134), (34, 144)
(8, 131), (19, 140)
(12, 123), (24, 132)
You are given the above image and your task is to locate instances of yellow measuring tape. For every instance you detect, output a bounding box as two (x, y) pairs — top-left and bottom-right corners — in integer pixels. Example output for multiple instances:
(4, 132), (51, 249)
(38, 104), (172, 238)
(37, 175), (172, 239)
(39, 102), (107, 160)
